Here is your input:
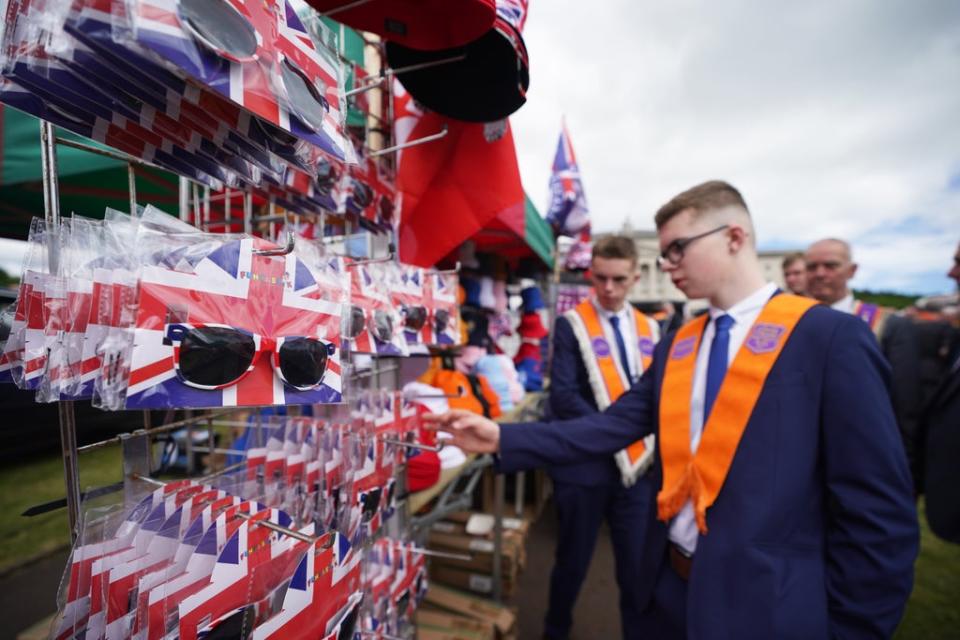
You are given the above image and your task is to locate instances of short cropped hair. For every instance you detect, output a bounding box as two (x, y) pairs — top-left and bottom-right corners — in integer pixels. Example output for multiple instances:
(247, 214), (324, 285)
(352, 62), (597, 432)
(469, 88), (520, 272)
(782, 252), (805, 270)
(654, 180), (749, 228)
(592, 235), (638, 265)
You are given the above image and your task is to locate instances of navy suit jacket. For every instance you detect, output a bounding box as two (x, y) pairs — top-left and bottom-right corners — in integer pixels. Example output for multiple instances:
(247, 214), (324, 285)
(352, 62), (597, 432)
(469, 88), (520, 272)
(546, 314), (623, 486)
(501, 305), (918, 639)
(917, 332), (960, 542)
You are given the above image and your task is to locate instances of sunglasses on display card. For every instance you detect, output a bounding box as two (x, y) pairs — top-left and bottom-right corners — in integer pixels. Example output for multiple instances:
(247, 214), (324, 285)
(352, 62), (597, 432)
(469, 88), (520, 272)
(342, 305), (395, 343)
(164, 323), (335, 391)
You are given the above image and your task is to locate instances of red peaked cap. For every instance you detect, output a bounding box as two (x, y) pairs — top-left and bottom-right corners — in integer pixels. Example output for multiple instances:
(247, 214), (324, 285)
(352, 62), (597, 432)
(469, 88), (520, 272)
(304, 0), (496, 51)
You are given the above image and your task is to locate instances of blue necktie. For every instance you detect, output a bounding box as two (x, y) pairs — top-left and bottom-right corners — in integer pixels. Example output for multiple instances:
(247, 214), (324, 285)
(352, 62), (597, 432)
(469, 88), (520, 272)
(704, 314), (734, 423)
(609, 314), (632, 380)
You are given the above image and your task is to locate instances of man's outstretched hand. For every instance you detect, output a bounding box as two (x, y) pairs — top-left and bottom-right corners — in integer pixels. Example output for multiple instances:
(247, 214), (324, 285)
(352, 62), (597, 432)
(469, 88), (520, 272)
(422, 409), (501, 454)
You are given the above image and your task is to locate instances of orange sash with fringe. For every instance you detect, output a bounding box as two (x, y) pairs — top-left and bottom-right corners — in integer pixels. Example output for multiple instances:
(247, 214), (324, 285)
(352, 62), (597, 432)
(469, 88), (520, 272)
(569, 300), (658, 484)
(656, 294), (817, 533)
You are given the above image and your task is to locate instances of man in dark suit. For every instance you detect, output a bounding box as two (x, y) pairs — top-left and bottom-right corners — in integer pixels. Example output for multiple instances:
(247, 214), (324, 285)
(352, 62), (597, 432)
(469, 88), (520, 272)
(916, 242), (960, 543)
(545, 235), (660, 639)
(428, 181), (918, 639)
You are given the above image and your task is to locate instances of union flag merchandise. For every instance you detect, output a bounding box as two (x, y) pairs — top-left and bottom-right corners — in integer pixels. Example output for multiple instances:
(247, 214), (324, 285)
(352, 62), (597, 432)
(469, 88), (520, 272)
(250, 531), (362, 639)
(123, 237), (343, 409)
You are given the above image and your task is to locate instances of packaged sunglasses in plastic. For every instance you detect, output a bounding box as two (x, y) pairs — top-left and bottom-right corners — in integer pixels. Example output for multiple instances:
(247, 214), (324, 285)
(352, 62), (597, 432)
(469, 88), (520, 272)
(389, 264), (430, 351)
(144, 501), (270, 640)
(343, 260), (407, 357)
(249, 531), (362, 640)
(388, 542), (427, 637)
(123, 0), (355, 165)
(0, 217), (46, 385)
(427, 271), (462, 347)
(176, 509), (306, 640)
(117, 237), (343, 409)
(345, 154), (396, 233)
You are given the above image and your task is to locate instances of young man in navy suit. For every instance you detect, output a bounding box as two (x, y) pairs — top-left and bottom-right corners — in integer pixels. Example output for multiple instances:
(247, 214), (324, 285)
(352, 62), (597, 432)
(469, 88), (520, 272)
(544, 236), (660, 639)
(428, 181), (918, 639)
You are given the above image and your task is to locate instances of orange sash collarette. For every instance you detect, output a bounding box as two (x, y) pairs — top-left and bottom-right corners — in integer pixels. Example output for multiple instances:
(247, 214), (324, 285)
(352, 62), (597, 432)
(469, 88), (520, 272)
(567, 300), (658, 485)
(656, 294), (818, 533)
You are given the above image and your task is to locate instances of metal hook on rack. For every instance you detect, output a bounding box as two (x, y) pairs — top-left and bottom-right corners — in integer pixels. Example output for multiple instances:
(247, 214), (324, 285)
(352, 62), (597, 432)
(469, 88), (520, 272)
(253, 230), (296, 257)
(381, 437), (444, 453)
(346, 54), (468, 98)
(235, 512), (334, 547)
(368, 126), (448, 158)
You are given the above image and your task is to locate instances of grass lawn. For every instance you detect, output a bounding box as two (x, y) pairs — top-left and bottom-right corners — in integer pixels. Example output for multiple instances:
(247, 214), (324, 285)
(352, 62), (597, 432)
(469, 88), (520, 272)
(0, 444), (123, 574)
(1, 450), (957, 638)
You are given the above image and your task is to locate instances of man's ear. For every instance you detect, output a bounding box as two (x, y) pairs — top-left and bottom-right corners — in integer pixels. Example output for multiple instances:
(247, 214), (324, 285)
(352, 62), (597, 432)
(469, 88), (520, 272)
(849, 262), (859, 279)
(728, 225), (749, 253)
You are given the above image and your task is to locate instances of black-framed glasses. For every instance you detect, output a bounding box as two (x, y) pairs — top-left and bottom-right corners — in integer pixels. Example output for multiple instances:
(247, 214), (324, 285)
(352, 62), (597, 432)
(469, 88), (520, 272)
(657, 225), (729, 268)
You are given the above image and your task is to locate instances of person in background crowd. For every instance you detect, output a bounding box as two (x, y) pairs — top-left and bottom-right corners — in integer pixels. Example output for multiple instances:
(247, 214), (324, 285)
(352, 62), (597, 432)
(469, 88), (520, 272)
(428, 180), (918, 639)
(805, 238), (925, 483)
(805, 238), (890, 336)
(542, 235), (660, 640)
(915, 241), (960, 543)
(781, 251), (808, 296)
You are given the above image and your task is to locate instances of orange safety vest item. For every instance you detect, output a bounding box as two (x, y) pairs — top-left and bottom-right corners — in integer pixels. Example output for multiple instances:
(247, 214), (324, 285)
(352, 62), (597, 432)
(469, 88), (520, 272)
(657, 294), (817, 533)
(565, 299), (659, 486)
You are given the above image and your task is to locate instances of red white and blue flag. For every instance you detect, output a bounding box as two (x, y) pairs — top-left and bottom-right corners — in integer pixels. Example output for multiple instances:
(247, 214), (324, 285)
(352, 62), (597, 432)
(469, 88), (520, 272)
(125, 237), (343, 409)
(250, 531), (361, 639)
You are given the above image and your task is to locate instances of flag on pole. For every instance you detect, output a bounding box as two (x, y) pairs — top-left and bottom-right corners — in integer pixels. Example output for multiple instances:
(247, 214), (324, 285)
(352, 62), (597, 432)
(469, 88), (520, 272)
(545, 121), (592, 269)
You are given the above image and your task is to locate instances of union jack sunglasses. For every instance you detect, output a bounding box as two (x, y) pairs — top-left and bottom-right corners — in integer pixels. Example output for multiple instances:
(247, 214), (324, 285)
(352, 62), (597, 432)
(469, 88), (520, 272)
(342, 305), (395, 343)
(164, 323), (335, 391)
(177, 0), (333, 133)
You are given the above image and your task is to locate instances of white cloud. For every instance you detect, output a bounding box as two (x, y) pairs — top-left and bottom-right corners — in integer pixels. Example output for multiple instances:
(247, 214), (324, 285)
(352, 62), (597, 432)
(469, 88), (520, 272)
(512, 0), (960, 294)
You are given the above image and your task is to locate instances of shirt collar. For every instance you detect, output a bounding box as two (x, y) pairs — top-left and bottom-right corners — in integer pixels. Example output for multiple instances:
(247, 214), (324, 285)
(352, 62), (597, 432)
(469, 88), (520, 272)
(831, 293), (855, 313)
(594, 300), (630, 321)
(708, 282), (778, 325)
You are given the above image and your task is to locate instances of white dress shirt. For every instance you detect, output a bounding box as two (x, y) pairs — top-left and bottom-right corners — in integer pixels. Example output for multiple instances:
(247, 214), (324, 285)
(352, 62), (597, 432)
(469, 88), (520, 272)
(668, 281), (779, 555)
(831, 292), (855, 314)
(596, 301), (641, 381)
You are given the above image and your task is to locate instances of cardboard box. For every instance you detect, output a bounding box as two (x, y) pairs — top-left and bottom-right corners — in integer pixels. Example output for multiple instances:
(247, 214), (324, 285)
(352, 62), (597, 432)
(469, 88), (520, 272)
(429, 564), (515, 598)
(416, 610), (495, 640)
(427, 530), (524, 576)
(442, 511), (531, 537)
(424, 584), (517, 634)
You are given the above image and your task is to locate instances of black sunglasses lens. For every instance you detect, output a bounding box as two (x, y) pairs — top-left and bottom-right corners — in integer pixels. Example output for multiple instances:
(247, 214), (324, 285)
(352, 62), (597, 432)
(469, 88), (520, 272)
(178, 326), (255, 386)
(373, 311), (394, 342)
(180, 0), (257, 59)
(338, 601), (360, 640)
(278, 338), (328, 388)
(434, 309), (450, 333)
(280, 60), (328, 132)
(397, 590), (410, 619)
(352, 182), (373, 209)
(404, 306), (427, 331)
(343, 305), (365, 338)
(361, 487), (382, 522)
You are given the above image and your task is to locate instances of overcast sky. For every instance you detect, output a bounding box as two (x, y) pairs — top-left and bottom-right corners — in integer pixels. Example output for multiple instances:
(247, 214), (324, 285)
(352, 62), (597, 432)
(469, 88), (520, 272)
(510, 0), (960, 295)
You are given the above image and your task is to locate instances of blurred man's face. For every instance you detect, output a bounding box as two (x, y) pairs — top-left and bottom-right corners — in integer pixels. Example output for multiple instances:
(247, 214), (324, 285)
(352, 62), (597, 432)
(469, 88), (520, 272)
(589, 256), (638, 312)
(657, 208), (736, 301)
(949, 243), (960, 289)
(783, 258), (807, 295)
(806, 241), (857, 305)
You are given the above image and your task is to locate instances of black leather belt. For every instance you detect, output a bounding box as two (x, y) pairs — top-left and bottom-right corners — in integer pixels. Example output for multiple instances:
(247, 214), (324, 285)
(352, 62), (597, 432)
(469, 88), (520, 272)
(669, 543), (693, 581)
